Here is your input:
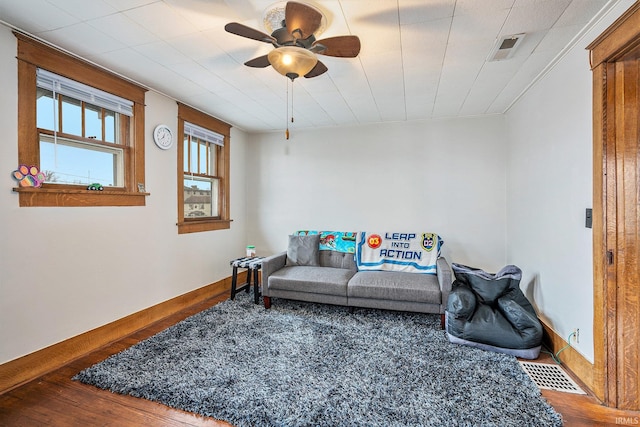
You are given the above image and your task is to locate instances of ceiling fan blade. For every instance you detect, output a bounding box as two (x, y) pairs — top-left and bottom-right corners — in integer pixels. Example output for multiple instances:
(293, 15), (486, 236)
(304, 60), (328, 78)
(314, 36), (361, 58)
(224, 22), (276, 44)
(285, 1), (322, 40)
(244, 55), (271, 68)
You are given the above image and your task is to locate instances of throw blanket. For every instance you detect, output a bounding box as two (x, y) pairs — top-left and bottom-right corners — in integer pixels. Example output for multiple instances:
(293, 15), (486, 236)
(356, 232), (442, 274)
(295, 230), (356, 253)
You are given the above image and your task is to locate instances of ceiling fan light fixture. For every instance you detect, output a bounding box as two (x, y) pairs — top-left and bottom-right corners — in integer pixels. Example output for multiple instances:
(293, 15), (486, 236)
(268, 46), (318, 80)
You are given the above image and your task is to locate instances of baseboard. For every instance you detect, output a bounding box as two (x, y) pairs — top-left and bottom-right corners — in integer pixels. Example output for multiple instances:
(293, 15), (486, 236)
(0, 272), (245, 395)
(540, 319), (595, 393)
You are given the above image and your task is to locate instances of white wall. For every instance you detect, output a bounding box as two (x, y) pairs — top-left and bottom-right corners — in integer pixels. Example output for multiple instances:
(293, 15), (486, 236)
(246, 116), (508, 271)
(0, 25), (248, 364)
(3, 0), (633, 369)
(505, 0), (636, 363)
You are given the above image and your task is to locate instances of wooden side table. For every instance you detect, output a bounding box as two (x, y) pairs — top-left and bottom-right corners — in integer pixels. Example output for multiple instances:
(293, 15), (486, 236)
(230, 256), (264, 304)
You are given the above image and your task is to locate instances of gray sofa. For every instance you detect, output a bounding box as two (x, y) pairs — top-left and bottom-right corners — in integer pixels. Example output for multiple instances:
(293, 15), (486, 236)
(261, 246), (454, 324)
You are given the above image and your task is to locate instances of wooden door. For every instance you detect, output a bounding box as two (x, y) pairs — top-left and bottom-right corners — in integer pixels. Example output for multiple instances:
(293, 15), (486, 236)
(589, 3), (640, 410)
(609, 55), (640, 410)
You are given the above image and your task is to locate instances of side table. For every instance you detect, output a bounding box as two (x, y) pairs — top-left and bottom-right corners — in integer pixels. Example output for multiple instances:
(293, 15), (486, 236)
(230, 256), (265, 304)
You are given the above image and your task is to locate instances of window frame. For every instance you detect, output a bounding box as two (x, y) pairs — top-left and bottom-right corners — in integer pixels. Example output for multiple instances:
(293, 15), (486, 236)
(38, 133), (125, 187)
(14, 32), (147, 207)
(177, 103), (231, 234)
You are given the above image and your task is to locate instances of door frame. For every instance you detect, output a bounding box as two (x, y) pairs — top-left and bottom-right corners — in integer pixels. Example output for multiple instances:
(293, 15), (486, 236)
(588, 2), (640, 408)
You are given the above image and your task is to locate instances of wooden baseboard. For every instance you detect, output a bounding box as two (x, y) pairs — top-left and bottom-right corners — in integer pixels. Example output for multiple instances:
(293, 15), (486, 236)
(541, 320), (595, 393)
(0, 272), (245, 395)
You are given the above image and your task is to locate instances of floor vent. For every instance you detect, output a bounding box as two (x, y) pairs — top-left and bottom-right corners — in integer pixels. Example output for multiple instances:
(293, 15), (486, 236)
(519, 361), (586, 394)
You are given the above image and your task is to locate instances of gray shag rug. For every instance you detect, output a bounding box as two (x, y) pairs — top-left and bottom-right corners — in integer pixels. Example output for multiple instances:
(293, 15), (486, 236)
(74, 293), (563, 427)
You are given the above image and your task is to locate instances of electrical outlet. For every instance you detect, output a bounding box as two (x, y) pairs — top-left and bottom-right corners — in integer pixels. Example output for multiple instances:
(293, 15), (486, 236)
(572, 328), (580, 344)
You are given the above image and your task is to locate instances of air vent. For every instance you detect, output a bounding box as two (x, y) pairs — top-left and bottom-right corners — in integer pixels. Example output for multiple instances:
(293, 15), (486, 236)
(519, 361), (586, 394)
(488, 33), (525, 61)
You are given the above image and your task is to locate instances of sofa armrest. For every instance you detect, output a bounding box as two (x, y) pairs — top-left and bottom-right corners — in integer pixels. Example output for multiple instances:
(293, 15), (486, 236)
(437, 257), (454, 307)
(261, 251), (287, 296)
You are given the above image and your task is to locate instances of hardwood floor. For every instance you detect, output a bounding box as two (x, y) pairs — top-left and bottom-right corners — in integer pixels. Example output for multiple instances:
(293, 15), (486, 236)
(1, 292), (639, 426)
(537, 355), (640, 426)
(0, 293), (232, 427)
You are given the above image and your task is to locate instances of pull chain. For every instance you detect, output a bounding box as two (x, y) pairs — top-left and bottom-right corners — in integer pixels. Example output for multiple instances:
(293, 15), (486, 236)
(285, 79), (290, 140)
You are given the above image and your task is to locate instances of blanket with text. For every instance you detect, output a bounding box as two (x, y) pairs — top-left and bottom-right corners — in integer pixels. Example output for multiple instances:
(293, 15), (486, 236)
(355, 232), (442, 274)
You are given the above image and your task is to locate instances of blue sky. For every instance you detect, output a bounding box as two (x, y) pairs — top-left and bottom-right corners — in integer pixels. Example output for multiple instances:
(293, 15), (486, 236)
(37, 90), (117, 186)
(37, 90), (213, 191)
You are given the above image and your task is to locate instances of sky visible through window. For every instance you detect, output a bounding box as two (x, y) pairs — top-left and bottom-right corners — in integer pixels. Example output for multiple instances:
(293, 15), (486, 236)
(184, 135), (216, 191)
(37, 91), (118, 186)
(184, 175), (212, 191)
(40, 140), (118, 186)
(37, 91), (216, 191)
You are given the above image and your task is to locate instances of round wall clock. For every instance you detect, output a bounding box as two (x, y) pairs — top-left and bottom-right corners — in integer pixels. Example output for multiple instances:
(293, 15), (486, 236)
(153, 124), (173, 150)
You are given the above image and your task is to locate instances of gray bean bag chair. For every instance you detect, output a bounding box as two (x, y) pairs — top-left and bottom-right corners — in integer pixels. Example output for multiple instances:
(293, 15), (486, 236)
(445, 263), (542, 359)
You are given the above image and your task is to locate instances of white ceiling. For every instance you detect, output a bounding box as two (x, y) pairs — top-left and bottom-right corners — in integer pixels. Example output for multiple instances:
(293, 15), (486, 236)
(0, 0), (616, 133)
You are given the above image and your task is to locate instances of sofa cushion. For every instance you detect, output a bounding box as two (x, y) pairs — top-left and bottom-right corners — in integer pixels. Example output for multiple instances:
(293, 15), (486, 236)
(348, 271), (441, 303)
(287, 234), (320, 266)
(269, 266), (356, 296)
(319, 250), (357, 270)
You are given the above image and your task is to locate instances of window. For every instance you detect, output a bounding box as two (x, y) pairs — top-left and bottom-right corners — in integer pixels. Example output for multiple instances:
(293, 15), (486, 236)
(15, 33), (147, 207)
(177, 103), (231, 233)
(183, 122), (222, 219)
(36, 69), (130, 187)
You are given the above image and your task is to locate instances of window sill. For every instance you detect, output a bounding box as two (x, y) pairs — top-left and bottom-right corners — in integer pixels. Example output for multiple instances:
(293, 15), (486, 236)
(177, 219), (232, 234)
(13, 187), (149, 207)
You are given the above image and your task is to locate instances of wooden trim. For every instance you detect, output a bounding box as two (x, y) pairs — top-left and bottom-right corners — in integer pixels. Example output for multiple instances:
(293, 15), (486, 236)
(14, 32), (146, 104)
(177, 116), (186, 222)
(612, 56), (640, 410)
(0, 272), (245, 395)
(592, 61), (607, 403)
(177, 102), (231, 138)
(177, 219), (233, 234)
(589, 3), (640, 410)
(13, 187), (150, 207)
(220, 133), (231, 225)
(603, 60), (620, 408)
(17, 58), (38, 167)
(587, 2), (640, 68)
(176, 103), (232, 233)
(541, 320), (595, 394)
(132, 101), (146, 193)
(14, 32), (147, 208)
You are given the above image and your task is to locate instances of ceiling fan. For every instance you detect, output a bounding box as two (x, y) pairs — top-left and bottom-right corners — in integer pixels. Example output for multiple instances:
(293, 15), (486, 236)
(224, 1), (361, 80)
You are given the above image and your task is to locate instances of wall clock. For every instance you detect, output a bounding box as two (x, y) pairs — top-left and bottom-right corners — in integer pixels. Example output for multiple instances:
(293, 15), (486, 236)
(153, 124), (173, 150)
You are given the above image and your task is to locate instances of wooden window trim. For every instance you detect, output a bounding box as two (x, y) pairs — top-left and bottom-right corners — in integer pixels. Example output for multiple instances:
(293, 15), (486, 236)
(177, 103), (231, 234)
(13, 32), (147, 207)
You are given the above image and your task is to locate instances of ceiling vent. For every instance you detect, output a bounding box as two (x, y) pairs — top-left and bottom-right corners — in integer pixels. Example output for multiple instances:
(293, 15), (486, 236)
(488, 33), (525, 61)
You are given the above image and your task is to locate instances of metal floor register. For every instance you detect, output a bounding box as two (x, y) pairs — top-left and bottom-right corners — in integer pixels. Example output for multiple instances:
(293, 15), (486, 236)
(519, 361), (586, 394)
